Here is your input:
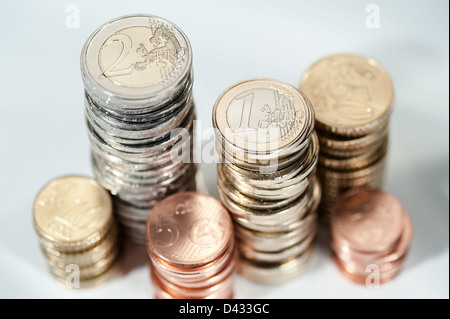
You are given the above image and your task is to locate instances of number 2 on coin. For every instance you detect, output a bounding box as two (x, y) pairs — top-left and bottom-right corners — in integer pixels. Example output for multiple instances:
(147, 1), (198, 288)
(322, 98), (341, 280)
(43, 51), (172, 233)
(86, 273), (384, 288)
(100, 34), (134, 78)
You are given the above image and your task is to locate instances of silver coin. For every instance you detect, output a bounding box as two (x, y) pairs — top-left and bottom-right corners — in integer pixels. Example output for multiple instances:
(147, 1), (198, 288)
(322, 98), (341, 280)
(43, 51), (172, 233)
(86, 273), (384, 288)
(81, 15), (196, 243)
(81, 14), (192, 109)
(232, 180), (320, 233)
(238, 226), (316, 263)
(235, 212), (317, 252)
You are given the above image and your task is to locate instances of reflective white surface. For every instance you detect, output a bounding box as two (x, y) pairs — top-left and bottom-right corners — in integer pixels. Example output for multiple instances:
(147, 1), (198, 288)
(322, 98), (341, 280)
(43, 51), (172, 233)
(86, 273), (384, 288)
(0, 0), (448, 298)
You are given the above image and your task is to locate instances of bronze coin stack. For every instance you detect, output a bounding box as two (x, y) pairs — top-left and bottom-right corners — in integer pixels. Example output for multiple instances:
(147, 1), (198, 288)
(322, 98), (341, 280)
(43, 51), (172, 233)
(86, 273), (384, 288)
(213, 78), (319, 284)
(331, 188), (413, 285)
(33, 176), (119, 284)
(80, 15), (197, 244)
(146, 192), (236, 299)
(300, 54), (394, 222)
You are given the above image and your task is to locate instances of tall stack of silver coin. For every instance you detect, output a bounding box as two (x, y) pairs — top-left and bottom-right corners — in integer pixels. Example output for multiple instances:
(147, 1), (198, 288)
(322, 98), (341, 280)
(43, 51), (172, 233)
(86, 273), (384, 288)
(81, 15), (196, 243)
(213, 79), (320, 284)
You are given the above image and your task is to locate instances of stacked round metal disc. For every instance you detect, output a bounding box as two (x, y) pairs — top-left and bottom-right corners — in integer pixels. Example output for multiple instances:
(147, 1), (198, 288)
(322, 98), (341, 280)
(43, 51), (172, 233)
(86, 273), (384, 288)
(300, 54), (394, 222)
(213, 78), (319, 284)
(330, 188), (413, 285)
(80, 15), (197, 243)
(33, 176), (119, 283)
(146, 192), (236, 299)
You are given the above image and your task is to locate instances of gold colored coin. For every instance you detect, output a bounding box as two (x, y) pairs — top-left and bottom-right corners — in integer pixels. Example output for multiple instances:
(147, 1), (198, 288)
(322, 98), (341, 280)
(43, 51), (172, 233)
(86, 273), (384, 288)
(300, 54), (394, 137)
(318, 137), (388, 172)
(42, 222), (119, 268)
(49, 244), (119, 281)
(318, 121), (388, 151)
(33, 175), (113, 252)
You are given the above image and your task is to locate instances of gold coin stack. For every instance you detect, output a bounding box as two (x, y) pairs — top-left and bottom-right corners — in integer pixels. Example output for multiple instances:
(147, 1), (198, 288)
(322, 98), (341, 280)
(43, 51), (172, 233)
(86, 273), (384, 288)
(300, 54), (394, 222)
(33, 176), (119, 283)
(213, 78), (319, 284)
(146, 192), (236, 299)
(331, 189), (413, 285)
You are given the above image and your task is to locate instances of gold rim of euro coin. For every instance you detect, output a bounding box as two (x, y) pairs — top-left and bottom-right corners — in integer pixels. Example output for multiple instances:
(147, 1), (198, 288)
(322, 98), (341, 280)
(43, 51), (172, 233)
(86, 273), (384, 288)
(217, 174), (301, 210)
(221, 132), (318, 189)
(235, 216), (317, 253)
(34, 175), (113, 251)
(238, 246), (314, 284)
(218, 179), (315, 226)
(231, 178), (320, 233)
(300, 54), (393, 136)
(218, 138), (308, 172)
(238, 227), (316, 263)
(218, 163), (313, 201)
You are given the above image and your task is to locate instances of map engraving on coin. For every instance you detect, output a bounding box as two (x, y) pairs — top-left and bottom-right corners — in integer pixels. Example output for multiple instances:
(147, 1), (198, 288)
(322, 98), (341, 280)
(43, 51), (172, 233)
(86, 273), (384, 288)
(99, 24), (177, 88)
(227, 88), (295, 143)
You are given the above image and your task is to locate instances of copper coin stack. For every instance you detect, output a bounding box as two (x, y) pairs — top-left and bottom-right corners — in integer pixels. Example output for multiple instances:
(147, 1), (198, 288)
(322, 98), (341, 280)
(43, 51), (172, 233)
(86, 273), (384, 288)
(331, 188), (413, 285)
(300, 54), (394, 222)
(213, 78), (319, 284)
(81, 14), (196, 244)
(33, 176), (119, 284)
(146, 192), (236, 299)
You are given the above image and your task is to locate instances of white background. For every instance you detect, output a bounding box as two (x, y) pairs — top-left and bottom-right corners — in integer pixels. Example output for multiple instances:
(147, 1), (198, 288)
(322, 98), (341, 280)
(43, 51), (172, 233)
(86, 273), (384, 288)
(0, 0), (448, 299)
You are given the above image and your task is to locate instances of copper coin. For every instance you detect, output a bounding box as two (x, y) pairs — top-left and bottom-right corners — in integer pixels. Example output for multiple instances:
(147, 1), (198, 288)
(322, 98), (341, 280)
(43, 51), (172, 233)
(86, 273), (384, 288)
(152, 266), (234, 299)
(149, 237), (236, 283)
(153, 280), (234, 299)
(151, 264), (236, 298)
(146, 192), (233, 268)
(151, 247), (238, 289)
(334, 250), (406, 276)
(300, 54), (394, 137)
(332, 208), (413, 265)
(334, 254), (403, 285)
(331, 188), (405, 254)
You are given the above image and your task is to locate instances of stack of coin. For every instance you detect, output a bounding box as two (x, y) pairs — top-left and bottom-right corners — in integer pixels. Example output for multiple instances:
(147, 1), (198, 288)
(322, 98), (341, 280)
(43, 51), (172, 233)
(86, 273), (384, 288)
(146, 192), (236, 299)
(213, 78), (319, 284)
(33, 176), (119, 283)
(331, 188), (413, 285)
(300, 54), (394, 222)
(80, 15), (197, 243)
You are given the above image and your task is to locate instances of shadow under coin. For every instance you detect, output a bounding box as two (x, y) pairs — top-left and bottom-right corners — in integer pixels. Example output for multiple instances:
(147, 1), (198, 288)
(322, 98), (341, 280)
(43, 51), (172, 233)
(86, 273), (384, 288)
(117, 237), (149, 276)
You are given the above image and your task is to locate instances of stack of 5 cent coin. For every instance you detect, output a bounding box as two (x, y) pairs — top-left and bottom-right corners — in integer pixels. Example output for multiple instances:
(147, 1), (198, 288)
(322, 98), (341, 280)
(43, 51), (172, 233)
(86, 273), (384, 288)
(331, 188), (413, 285)
(33, 176), (119, 284)
(213, 78), (320, 284)
(146, 192), (236, 299)
(300, 54), (393, 222)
